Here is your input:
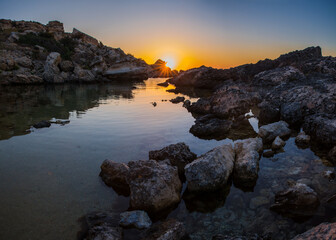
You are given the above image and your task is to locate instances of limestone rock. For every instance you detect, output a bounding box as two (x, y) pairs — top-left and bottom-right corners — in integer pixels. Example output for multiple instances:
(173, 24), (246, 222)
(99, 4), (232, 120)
(272, 136), (286, 150)
(184, 144), (235, 192)
(258, 121), (291, 143)
(43, 52), (63, 82)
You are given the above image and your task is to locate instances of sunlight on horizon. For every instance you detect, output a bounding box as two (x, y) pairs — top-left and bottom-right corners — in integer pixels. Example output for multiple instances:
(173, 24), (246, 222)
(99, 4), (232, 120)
(162, 56), (176, 69)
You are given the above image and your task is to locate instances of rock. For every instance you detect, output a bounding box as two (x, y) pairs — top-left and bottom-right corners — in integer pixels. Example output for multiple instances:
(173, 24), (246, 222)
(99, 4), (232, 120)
(258, 121), (291, 143)
(189, 115), (232, 139)
(151, 102), (157, 107)
(119, 210), (152, 229)
(99, 160), (130, 196)
(74, 66), (95, 82)
(271, 182), (319, 218)
(184, 144), (235, 192)
(291, 222), (336, 240)
(33, 120), (51, 128)
(127, 160), (182, 212)
(16, 56), (32, 68)
(149, 142), (197, 176)
(258, 101), (280, 125)
(49, 119), (70, 125)
(182, 100), (191, 108)
(271, 136), (286, 150)
(103, 67), (148, 80)
(234, 138), (263, 188)
(263, 150), (275, 158)
(157, 81), (169, 87)
(169, 96), (185, 103)
(84, 212), (123, 240)
(328, 146), (336, 164)
(72, 28), (99, 46)
(46, 21), (64, 33)
(212, 234), (263, 240)
(295, 132), (310, 148)
(59, 60), (74, 72)
(323, 170), (335, 180)
(43, 52), (63, 83)
(303, 114), (336, 147)
(141, 219), (186, 240)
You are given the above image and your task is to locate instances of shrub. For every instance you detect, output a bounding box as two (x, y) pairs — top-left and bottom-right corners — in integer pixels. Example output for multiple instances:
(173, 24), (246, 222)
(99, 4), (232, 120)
(18, 32), (76, 60)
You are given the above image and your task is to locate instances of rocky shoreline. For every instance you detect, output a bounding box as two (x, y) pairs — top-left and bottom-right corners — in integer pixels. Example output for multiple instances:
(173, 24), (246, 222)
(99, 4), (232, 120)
(0, 19), (178, 84)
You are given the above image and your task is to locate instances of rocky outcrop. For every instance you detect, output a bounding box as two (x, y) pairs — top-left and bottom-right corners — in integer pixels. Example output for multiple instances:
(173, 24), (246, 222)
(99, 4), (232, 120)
(99, 160), (130, 196)
(234, 138), (263, 188)
(169, 96), (185, 104)
(43, 52), (63, 82)
(119, 210), (152, 229)
(149, 142), (197, 176)
(148, 59), (178, 78)
(72, 28), (99, 46)
(127, 160), (182, 212)
(291, 222), (336, 240)
(258, 121), (291, 143)
(184, 144), (235, 192)
(271, 182), (319, 218)
(141, 219), (186, 240)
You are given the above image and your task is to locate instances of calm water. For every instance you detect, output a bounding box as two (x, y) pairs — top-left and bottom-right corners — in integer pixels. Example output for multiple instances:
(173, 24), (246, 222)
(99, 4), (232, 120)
(0, 78), (335, 240)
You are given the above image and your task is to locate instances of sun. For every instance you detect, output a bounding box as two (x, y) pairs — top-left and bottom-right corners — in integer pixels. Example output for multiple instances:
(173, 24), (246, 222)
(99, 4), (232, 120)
(162, 56), (176, 69)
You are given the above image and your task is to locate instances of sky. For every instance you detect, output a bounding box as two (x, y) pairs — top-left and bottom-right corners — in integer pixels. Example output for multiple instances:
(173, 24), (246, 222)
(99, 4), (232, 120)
(1, 0), (336, 70)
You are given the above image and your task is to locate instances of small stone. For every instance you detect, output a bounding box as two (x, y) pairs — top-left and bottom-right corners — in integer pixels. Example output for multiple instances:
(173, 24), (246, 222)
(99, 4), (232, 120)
(119, 210), (152, 229)
(33, 120), (51, 128)
(295, 131), (310, 148)
(263, 150), (275, 158)
(323, 170), (335, 180)
(272, 136), (286, 150)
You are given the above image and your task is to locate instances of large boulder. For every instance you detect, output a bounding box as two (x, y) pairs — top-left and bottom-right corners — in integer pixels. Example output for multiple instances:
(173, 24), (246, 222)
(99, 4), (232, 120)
(291, 222), (336, 240)
(258, 121), (291, 143)
(43, 52), (63, 83)
(184, 144), (235, 192)
(126, 160), (182, 212)
(99, 160), (130, 196)
(141, 219), (186, 240)
(271, 182), (319, 218)
(119, 210), (152, 229)
(234, 138), (263, 188)
(303, 114), (336, 147)
(149, 142), (197, 176)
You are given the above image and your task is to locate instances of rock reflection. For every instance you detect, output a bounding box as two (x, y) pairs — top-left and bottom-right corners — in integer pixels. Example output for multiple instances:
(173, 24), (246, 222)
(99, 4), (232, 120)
(0, 81), (139, 140)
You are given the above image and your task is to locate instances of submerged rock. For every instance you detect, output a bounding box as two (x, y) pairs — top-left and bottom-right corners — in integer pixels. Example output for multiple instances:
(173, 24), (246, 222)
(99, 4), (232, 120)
(271, 182), (319, 218)
(33, 120), (51, 128)
(291, 222), (336, 240)
(141, 219), (186, 240)
(100, 160), (130, 196)
(295, 131), (310, 148)
(234, 138), (263, 188)
(119, 210), (152, 229)
(184, 144), (235, 192)
(258, 121), (291, 143)
(271, 136), (286, 150)
(170, 96), (185, 103)
(149, 142), (197, 176)
(127, 160), (182, 212)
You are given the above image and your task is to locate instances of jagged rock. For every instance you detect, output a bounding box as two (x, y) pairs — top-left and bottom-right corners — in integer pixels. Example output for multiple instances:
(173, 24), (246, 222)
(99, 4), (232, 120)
(190, 115), (232, 139)
(43, 52), (63, 82)
(33, 120), (51, 128)
(263, 150), (275, 158)
(74, 65), (95, 82)
(184, 144), (235, 192)
(303, 114), (336, 147)
(59, 60), (74, 72)
(234, 138), (263, 187)
(272, 136), (286, 150)
(258, 121), (291, 143)
(84, 212), (122, 240)
(157, 81), (169, 87)
(141, 219), (186, 240)
(46, 20), (64, 33)
(127, 160), (182, 212)
(100, 160), (130, 196)
(271, 182), (319, 218)
(291, 222), (336, 240)
(169, 96), (185, 103)
(328, 146), (336, 164)
(295, 131), (310, 148)
(72, 28), (99, 46)
(16, 56), (32, 68)
(149, 142), (197, 176)
(119, 210), (152, 229)
(182, 100), (191, 108)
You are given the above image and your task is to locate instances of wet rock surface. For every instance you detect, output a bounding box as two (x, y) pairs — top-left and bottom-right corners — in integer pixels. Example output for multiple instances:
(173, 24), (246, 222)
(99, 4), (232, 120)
(141, 219), (187, 240)
(295, 132), (310, 148)
(184, 144), (235, 192)
(258, 121), (291, 143)
(271, 182), (319, 218)
(33, 120), (51, 128)
(291, 222), (336, 240)
(149, 142), (197, 176)
(119, 210), (152, 229)
(272, 136), (286, 150)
